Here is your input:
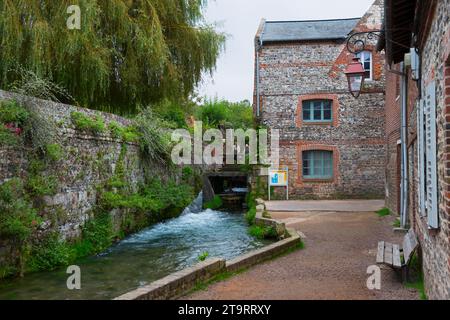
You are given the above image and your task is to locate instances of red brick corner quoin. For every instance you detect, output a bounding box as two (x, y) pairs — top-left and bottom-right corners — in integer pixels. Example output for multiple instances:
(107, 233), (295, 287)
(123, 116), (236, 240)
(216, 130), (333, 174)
(296, 94), (339, 128)
(296, 142), (339, 185)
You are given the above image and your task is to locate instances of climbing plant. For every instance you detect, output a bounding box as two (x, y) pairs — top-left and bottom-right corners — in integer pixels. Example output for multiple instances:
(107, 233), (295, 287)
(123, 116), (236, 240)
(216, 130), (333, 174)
(0, 0), (225, 114)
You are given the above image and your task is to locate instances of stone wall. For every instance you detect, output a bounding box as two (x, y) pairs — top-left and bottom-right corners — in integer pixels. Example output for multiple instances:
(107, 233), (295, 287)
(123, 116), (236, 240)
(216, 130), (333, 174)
(0, 90), (161, 244)
(408, 0), (450, 300)
(254, 0), (386, 199)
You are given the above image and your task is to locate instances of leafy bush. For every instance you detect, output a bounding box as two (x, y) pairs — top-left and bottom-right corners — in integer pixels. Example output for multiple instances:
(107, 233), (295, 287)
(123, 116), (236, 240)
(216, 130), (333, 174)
(245, 207), (256, 225)
(71, 112), (106, 134)
(73, 213), (114, 257)
(101, 178), (194, 219)
(27, 233), (75, 273)
(195, 99), (254, 129)
(182, 166), (194, 181)
(153, 99), (190, 129)
(0, 100), (29, 124)
(203, 195), (223, 210)
(26, 174), (58, 197)
(134, 108), (171, 165)
(248, 225), (277, 240)
(0, 179), (41, 242)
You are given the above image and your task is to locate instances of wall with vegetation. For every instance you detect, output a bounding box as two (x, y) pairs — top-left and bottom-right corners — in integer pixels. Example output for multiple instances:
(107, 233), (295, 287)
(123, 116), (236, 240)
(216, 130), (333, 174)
(0, 90), (199, 279)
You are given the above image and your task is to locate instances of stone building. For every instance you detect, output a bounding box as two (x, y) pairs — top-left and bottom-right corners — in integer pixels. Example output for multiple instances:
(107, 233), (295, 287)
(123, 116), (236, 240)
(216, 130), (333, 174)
(378, 0), (450, 299)
(253, 0), (386, 199)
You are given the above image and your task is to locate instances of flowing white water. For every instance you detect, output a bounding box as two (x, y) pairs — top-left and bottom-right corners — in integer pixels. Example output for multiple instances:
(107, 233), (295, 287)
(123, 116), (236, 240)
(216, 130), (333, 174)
(0, 193), (268, 300)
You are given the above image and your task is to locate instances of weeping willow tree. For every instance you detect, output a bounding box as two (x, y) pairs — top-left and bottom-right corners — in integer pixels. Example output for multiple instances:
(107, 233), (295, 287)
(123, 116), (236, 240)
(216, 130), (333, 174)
(0, 0), (225, 114)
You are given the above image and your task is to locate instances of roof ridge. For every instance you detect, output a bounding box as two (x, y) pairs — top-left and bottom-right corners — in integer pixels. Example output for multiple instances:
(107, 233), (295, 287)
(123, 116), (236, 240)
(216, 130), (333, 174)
(265, 17), (361, 24)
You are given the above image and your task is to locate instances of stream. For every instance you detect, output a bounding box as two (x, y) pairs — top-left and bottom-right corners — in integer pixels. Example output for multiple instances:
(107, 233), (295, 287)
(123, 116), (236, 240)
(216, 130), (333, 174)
(0, 193), (268, 300)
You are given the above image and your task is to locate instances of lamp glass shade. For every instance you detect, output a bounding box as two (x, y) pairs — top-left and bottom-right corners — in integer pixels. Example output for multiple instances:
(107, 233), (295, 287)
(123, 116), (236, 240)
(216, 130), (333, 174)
(345, 57), (366, 98)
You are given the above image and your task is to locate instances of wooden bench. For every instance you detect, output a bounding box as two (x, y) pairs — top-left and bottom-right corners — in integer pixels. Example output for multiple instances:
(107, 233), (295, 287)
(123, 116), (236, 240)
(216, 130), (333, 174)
(376, 229), (419, 281)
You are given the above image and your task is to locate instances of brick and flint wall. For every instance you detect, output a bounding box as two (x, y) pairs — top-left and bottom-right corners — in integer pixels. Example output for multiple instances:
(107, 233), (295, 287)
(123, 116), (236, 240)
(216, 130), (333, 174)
(254, 0), (386, 199)
(406, 0), (450, 300)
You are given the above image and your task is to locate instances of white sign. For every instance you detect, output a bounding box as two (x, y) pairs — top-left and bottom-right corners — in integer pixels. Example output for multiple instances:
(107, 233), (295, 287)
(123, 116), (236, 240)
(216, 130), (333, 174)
(268, 167), (289, 200)
(269, 168), (288, 187)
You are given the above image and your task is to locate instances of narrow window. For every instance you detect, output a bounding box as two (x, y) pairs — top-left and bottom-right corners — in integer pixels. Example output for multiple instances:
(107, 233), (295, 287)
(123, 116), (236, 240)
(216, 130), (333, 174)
(302, 100), (332, 122)
(356, 51), (372, 81)
(303, 150), (333, 179)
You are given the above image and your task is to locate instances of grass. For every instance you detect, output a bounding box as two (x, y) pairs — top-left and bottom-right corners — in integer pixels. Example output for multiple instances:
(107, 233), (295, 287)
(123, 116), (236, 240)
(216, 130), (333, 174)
(376, 207), (391, 217)
(404, 253), (428, 300)
(405, 277), (427, 300)
(71, 111), (106, 134)
(393, 218), (401, 228)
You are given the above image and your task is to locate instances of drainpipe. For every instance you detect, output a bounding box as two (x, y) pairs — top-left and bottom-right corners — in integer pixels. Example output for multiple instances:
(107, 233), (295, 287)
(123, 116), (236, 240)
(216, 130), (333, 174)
(256, 38), (263, 118)
(400, 62), (409, 228)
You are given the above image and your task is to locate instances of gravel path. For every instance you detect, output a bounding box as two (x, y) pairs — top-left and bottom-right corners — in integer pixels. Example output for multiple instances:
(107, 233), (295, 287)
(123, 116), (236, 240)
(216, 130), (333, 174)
(186, 210), (419, 300)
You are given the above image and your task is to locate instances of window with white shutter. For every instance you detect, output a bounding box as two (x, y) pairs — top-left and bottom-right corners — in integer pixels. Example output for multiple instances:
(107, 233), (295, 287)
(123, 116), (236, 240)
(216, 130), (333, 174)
(424, 81), (439, 229)
(418, 99), (426, 217)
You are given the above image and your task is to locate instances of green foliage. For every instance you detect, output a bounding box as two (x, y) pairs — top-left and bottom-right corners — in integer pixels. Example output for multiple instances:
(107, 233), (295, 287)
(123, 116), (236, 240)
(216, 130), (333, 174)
(153, 99), (191, 129)
(245, 208), (257, 225)
(0, 1), (225, 114)
(108, 122), (140, 143)
(71, 112), (106, 134)
(108, 121), (123, 139)
(203, 195), (223, 210)
(376, 208), (391, 217)
(0, 100), (29, 124)
(0, 179), (41, 242)
(0, 125), (19, 146)
(26, 174), (58, 197)
(182, 166), (194, 181)
(405, 253), (427, 300)
(75, 213), (114, 257)
(198, 251), (209, 262)
(393, 218), (401, 228)
(121, 126), (140, 143)
(195, 99), (254, 129)
(248, 225), (278, 240)
(26, 233), (75, 273)
(7, 67), (76, 104)
(45, 144), (63, 162)
(101, 177), (194, 219)
(134, 108), (171, 165)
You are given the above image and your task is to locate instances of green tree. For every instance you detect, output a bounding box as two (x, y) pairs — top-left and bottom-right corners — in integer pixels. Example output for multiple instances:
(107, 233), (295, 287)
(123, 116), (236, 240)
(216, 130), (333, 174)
(0, 0), (225, 114)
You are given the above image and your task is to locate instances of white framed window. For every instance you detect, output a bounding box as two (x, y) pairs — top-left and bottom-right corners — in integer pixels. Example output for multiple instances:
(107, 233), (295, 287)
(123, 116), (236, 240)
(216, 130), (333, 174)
(356, 51), (372, 81)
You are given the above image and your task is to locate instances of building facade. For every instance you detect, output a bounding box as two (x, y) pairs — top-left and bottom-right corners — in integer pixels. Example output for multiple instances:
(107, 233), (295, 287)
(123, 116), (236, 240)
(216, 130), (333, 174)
(379, 0), (450, 299)
(253, 0), (386, 199)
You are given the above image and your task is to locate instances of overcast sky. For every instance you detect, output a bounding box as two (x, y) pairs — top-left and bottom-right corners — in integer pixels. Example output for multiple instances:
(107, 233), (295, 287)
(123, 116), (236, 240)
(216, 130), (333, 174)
(197, 0), (376, 102)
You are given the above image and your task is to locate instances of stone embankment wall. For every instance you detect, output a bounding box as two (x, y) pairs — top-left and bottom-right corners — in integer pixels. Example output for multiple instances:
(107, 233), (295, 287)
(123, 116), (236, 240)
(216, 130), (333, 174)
(0, 90), (148, 241)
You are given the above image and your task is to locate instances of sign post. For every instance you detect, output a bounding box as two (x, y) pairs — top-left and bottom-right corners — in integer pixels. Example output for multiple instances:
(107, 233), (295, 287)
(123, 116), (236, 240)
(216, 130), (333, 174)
(268, 167), (289, 201)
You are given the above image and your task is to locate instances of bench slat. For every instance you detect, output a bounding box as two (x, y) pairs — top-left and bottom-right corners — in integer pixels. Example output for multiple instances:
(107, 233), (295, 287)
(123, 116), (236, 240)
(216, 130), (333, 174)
(403, 229), (419, 265)
(393, 244), (402, 268)
(376, 241), (385, 264)
(384, 242), (393, 266)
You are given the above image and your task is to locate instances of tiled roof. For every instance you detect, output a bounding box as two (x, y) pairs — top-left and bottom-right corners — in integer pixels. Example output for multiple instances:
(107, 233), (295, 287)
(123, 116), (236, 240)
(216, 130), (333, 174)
(261, 18), (360, 43)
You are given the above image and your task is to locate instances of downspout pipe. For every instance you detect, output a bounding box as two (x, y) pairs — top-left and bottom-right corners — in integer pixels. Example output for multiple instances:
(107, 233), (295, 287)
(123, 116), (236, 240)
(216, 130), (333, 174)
(256, 38), (263, 118)
(400, 62), (409, 228)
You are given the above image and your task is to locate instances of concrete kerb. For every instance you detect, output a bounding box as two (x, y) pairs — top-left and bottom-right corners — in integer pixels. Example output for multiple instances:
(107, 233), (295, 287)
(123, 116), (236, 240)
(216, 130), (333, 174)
(115, 199), (302, 300)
